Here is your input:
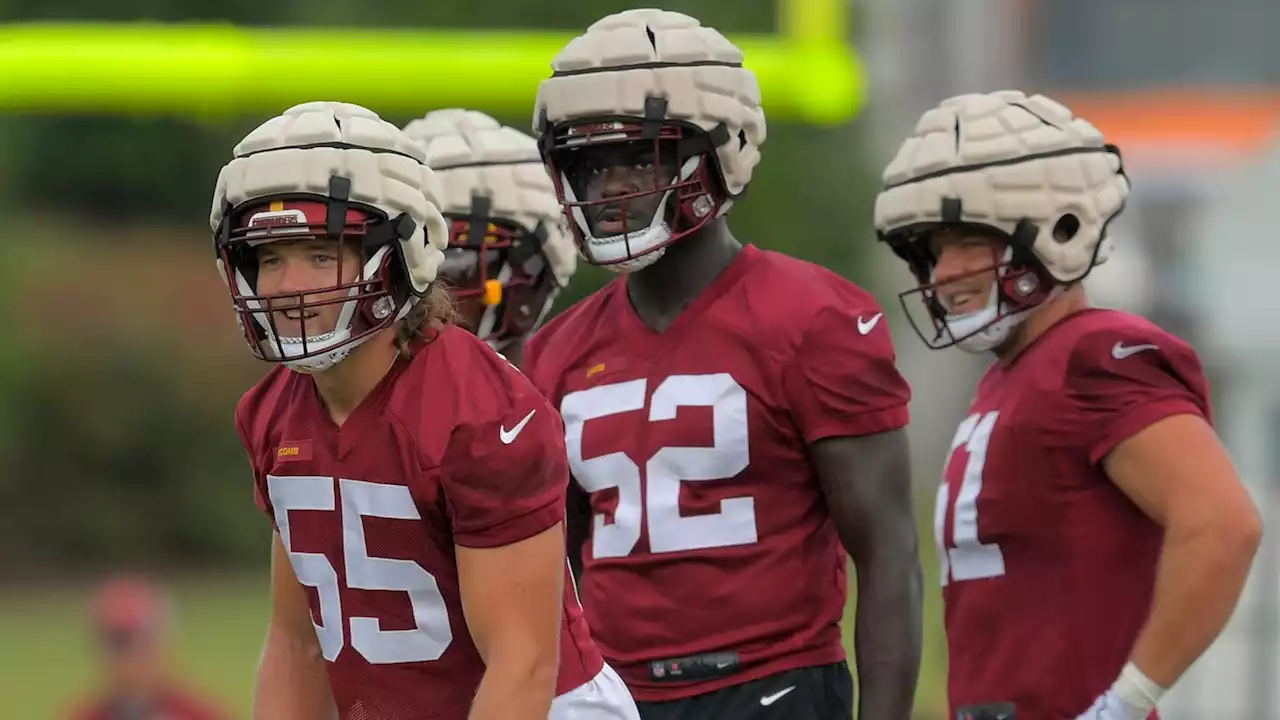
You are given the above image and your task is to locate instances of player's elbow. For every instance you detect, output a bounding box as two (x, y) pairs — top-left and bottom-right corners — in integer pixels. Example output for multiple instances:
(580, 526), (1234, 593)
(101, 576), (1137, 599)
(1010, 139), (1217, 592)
(1199, 507), (1262, 601)
(509, 643), (561, 687)
(840, 502), (920, 570)
(482, 632), (561, 695)
(264, 619), (324, 662)
(1219, 501), (1264, 565)
(1169, 485), (1262, 572)
(257, 620), (326, 691)
(255, 623), (335, 720)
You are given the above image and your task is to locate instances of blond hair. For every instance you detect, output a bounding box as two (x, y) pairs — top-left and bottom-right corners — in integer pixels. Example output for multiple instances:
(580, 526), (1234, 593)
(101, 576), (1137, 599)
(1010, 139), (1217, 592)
(394, 283), (458, 357)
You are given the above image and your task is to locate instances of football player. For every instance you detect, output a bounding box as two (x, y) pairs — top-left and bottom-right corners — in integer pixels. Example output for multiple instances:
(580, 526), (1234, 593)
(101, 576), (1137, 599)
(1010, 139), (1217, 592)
(520, 10), (923, 720)
(67, 576), (226, 720)
(874, 91), (1262, 720)
(403, 109), (577, 366)
(213, 102), (639, 720)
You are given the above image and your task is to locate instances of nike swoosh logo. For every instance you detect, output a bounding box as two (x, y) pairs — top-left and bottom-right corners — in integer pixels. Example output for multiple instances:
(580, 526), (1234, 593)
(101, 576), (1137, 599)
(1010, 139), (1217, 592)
(499, 409), (537, 444)
(1111, 342), (1159, 359)
(759, 686), (795, 706)
(857, 312), (883, 335)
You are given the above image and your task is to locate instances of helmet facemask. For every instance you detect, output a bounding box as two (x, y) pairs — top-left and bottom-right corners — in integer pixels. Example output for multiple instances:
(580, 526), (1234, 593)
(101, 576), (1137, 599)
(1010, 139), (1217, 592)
(215, 179), (421, 374)
(888, 222), (1060, 353)
(440, 194), (565, 350)
(543, 110), (728, 273)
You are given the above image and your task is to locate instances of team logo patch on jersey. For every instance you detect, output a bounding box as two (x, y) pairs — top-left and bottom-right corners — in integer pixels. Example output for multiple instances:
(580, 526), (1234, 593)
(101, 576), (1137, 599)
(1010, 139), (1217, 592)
(276, 440), (313, 462)
(564, 356), (634, 395)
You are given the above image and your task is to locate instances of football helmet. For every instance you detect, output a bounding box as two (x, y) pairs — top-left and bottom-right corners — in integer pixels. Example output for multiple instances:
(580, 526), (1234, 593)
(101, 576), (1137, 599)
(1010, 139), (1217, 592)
(403, 109), (576, 349)
(533, 9), (766, 273)
(210, 101), (448, 373)
(874, 90), (1130, 352)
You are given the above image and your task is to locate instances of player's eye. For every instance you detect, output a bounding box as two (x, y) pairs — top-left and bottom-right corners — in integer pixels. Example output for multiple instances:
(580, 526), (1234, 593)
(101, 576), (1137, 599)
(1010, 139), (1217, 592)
(257, 253), (281, 268)
(621, 146), (656, 170)
(582, 155), (614, 177)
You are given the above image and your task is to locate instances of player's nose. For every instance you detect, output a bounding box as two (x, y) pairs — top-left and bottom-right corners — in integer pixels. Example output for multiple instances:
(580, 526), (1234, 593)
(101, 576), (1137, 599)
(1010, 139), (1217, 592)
(600, 166), (640, 198)
(271, 256), (320, 296)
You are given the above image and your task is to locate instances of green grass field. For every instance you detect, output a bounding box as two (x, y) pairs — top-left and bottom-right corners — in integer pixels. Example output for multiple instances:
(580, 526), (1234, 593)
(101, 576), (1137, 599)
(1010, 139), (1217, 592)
(2, 575), (268, 720)
(2, 566), (947, 719)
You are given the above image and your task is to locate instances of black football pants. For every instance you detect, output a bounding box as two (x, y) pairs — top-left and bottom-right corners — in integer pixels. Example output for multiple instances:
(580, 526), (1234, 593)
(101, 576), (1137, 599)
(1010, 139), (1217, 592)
(635, 662), (854, 720)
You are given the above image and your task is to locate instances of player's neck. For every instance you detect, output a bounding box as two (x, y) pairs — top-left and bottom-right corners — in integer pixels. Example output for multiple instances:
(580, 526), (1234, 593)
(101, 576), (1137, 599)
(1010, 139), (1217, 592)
(626, 221), (741, 332)
(310, 331), (401, 426)
(996, 286), (1090, 365)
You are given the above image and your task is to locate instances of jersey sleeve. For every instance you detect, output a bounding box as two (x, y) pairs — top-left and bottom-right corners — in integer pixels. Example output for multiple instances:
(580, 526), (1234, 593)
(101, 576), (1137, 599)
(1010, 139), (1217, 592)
(439, 392), (569, 548)
(1062, 329), (1211, 464)
(782, 302), (911, 443)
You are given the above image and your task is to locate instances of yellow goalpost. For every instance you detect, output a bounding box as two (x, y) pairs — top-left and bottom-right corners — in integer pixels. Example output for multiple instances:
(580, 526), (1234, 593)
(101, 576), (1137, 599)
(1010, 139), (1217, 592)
(0, 0), (866, 124)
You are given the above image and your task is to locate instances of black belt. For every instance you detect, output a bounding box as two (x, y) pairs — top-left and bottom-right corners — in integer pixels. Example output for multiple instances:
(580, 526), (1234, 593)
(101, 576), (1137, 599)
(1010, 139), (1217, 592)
(648, 651), (741, 682)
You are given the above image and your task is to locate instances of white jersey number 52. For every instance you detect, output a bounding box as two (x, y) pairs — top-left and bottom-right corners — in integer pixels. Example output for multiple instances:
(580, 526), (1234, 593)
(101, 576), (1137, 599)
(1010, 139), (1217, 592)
(561, 373), (755, 559)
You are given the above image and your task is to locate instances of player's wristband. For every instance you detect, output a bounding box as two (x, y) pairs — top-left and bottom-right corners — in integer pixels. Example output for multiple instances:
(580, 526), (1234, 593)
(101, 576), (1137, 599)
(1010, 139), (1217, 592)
(1110, 662), (1166, 716)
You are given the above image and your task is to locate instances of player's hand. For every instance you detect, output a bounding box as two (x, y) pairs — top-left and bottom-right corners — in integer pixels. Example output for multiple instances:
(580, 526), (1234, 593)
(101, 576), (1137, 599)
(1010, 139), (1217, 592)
(1074, 690), (1149, 720)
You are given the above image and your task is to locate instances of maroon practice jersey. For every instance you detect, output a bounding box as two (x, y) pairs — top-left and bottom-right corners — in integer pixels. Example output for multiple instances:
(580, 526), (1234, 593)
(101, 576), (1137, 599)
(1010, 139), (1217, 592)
(521, 245), (911, 701)
(236, 326), (602, 720)
(936, 309), (1211, 719)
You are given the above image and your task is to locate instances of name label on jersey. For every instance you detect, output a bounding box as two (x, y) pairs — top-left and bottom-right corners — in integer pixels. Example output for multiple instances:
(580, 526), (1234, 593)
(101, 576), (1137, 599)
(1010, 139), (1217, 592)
(276, 440), (313, 462)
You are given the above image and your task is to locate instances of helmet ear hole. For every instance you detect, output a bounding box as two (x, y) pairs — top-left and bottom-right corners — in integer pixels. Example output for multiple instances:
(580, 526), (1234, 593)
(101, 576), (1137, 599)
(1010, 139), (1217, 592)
(1052, 213), (1081, 243)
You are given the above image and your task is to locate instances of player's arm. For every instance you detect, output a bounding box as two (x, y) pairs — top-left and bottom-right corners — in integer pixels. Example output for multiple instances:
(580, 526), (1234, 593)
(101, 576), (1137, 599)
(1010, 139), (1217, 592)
(457, 523), (565, 720)
(1101, 416), (1260, 710)
(254, 532), (337, 720)
(811, 430), (922, 719)
(785, 303), (921, 719)
(233, 402), (336, 720)
(443, 397), (571, 720)
(1073, 338), (1262, 718)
